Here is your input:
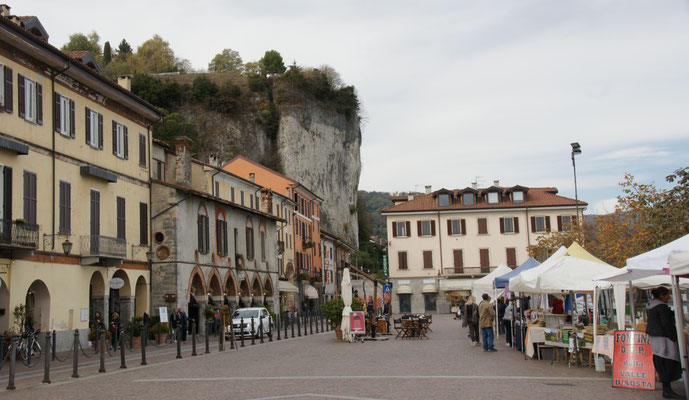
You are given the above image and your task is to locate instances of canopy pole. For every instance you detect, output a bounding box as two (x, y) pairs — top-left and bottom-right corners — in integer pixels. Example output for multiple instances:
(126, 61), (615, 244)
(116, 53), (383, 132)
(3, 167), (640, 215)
(495, 288), (500, 338)
(670, 276), (689, 398)
(628, 281), (636, 330)
(593, 286), (600, 370)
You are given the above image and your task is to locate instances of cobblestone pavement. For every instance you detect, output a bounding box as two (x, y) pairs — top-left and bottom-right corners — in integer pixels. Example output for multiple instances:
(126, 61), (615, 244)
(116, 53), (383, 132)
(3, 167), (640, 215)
(0, 315), (682, 399)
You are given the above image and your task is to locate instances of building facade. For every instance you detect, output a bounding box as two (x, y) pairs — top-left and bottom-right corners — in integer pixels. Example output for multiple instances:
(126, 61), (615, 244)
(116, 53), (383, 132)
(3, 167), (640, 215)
(0, 7), (161, 349)
(383, 184), (585, 314)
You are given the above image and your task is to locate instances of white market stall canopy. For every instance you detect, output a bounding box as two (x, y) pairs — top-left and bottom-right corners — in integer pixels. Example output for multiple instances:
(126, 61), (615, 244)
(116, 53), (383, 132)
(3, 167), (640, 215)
(509, 246), (567, 293)
(603, 233), (689, 281)
(471, 264), (512, 300)
(536, 255), (619, 293)
(669, 251), (689, 276)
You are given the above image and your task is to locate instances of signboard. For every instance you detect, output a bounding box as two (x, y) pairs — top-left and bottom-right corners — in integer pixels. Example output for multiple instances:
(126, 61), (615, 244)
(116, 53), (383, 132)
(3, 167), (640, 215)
(383, 284), (391, 294)
(612, 330), (655, 390)
(80, 308), (88, 322)
(159, 307), (169, 323)
(382, 255), (388, 277)
(109, 277), (125, 290)
(350, 311), (365, 334)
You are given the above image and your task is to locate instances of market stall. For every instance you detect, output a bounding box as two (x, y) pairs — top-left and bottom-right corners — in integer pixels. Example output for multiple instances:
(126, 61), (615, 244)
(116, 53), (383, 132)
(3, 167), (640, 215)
(471, 264), (512, 301)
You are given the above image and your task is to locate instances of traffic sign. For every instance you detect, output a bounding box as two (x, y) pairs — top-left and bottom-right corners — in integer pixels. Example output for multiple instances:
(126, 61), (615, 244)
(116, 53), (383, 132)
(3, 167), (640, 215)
(383, 284), (391, 294)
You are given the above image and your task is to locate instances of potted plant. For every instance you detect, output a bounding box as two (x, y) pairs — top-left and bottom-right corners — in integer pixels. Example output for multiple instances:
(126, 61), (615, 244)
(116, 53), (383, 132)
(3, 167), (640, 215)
(88, 329), (112, 351)
(322, 297), (366, 341)
(125, 316), (144, 348)
(310, 275), (322, 285)
(149, 322), (170, 343)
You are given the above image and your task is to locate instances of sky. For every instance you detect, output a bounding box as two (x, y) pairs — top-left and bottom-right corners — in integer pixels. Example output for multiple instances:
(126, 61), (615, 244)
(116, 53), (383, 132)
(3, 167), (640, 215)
(20, 0), (689, 214)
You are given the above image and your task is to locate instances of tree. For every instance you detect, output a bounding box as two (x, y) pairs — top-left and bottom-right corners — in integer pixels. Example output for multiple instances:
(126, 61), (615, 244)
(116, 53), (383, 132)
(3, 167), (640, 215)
(152, 113), (199, 150)
(131, 73), (181, 110)
(117, 39), (133, 55)
(134, 34), (175, 73)
(61, 31), (101, 56)
(173, 58), (193, 73)
(208, 49), (244, 74)
(244, 61), (261, 76)
(103, 41), (112, 65)
(190, 75), (218, 103)
(319, 64), (344, 90)
(259, 50), (286, 75)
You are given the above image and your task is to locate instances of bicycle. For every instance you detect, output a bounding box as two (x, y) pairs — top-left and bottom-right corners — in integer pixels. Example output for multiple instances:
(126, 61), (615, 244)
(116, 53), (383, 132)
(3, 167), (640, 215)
(17, 330), (42, 361)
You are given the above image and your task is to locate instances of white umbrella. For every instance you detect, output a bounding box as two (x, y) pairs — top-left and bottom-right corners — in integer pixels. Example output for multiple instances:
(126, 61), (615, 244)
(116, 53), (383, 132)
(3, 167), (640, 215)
(341, 268), (352, 342)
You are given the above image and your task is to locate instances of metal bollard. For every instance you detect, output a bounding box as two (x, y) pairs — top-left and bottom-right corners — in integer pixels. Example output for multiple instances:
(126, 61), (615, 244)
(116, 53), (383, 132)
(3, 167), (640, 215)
(72, 329), (80, 378)
(297, 312), (302, 337)
(0, 336), (4, 371)
(43, 331), (51, 384)
(269, 318), (273, 342)
(276, 317), (281, 341)
(99, 331), (106, 373)
(176, 324), (182, 359)
(240, 318), (245, 348)
(141, 325), (148, 365)
(304, 312), (309, 336)
(259, 318), (264, 344)
(309, 311), (314, 335)
(191, 320), (197, 356)
(27, 334), (33, 367)
(205, 321), (210, 354)
(119, 328), (127, 369)
(129, 322), (134, 348)
(218, 321), (224, 352)
(7, 336), (17, 390)
(94, 328), (98, 354)
(290, 313), (294, 338)
(52, 329), (57, 361)
(315, 311), (319, 333)
(321, 311), (325, 332)
(250, 317), (256, 345)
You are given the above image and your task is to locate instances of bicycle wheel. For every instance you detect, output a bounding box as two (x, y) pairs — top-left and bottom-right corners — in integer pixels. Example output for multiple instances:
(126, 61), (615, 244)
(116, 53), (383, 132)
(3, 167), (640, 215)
(18, 341), (28, 361)
(31, 339), (41, 359)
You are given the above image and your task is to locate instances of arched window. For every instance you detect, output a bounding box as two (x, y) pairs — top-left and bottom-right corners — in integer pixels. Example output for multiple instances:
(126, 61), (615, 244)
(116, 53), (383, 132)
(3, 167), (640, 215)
(216, 213), (228, 256)
(197, 204), (209, 254)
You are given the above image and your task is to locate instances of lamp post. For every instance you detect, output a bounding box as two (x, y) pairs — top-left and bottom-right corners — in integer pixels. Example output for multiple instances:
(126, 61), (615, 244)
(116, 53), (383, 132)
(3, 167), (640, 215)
(570, 142), (582, 223)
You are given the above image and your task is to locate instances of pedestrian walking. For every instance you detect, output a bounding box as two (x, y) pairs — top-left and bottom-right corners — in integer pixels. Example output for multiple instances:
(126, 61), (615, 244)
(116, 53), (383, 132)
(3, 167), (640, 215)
(109, 312), (121, 350)
(503, 300), (514, 347)
(497, 297), (506, 335)
(180, 309), (189, 341)
(463, 296), (480, 346)
(479, 294), (496, 352)
(91, 311), (105, 331)
(170, 308), (180, 341)
(646, 286), (682, 399)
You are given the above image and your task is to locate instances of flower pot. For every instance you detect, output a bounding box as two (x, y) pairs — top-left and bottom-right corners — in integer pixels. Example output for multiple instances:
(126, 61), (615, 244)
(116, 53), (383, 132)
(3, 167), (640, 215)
(154, 332), (168, 343)
(335, 327), (343, 342)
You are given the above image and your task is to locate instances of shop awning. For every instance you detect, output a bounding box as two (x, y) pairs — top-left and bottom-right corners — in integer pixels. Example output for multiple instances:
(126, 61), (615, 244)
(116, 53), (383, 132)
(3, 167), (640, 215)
(421, 283), (438, 293)
(304, 284), (319, 299)
(439, 279), (473, 291)
(80, 165), (117, 183)
(0, 136), (29, 155)
(278, 280), (299, 293)
(396, 285), (412, 294)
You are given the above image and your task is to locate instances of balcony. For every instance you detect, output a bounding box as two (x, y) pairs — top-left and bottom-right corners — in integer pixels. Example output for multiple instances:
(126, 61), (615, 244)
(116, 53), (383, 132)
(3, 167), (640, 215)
(80, 235), (126, 266)
(442, 266), (494, 277)
(0, 219), (39, 259)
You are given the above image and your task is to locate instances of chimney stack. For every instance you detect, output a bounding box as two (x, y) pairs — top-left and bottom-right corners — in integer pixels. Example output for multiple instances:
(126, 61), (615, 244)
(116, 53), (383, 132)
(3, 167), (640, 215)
(261, 188), (273, 214)
(472, 182), (478, 190)
(117, 75), (132, 91)
(207, 154), (218, 167)
(425, 185), (432, 194)
(494, 180), (500, 187)
(0, 4), (10, 17)
(286, 186), (291, 198)
(249, 173), (255, 183)
(173, 136), (193, 187)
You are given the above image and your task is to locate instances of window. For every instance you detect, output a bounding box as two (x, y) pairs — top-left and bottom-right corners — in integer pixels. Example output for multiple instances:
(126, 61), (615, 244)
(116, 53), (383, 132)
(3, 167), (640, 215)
(214, 181), (220, 197)
(558, 215), (572, 231)
(138, 133), (147, 167)
(59, 181), (71, 234)
(424, 294), (437, 313)
(85, 108), (103, 149)
(0, 166), (12, 225)
(90, 190), (100, 253)
(506, 248), (517, 268)
(240, 190), (244, 206)
(463, 193), (474, 205)
(139, 203), (148, 245)
(255, 194), (259, 209)
(480, 249), (490, 273)
(260, 230), (266, 261)
(246, 227), (254, 260)
(55, 94), (75, 137)
(112, 121), (128, 159)
(0, 64), (13, 112)
(512, 191), (524, 203)
(398, 251), (408, 269)
(531, 216), (550, 233)
(155, 159), (165, 180)
(438, 194), (451, 206)
(453, 249), (463, 273)
(116, 197), (126, 240)
(448, 219), (465, 235)
(231, 187), (235, 203)
(501, 217), (515, 234)
(23, 171), (37, 225)
(216, 219), (228, 256)
(419, 220), (433, 236)
(423, 250), (433, 268)
(18, 75), (42, 124)
(393, 221), (408, 237)
(477, 218), (488, 235)
(487, 192), (499, 204)
(197, 213), (209, 254)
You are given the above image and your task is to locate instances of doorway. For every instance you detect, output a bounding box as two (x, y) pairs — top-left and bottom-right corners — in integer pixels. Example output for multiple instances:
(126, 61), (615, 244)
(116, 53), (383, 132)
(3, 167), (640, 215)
(399, 294), (411, 313)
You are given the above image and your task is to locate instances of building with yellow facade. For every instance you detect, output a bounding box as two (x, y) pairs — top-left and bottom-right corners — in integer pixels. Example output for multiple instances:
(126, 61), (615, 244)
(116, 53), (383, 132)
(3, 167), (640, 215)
(0, 5), (162, 349)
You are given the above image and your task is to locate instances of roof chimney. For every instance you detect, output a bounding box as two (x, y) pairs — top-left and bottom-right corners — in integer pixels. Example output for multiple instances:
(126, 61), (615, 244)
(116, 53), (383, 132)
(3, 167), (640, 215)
(207, 154), (218, 167)
(472, 182), (478, 190)
(494, 180), (500, 187)
(173, 136), (193, 187)
(1, 4), (10, 17)
(249, 173), (255, 183)
(117, 75), (132, 91)
(425, 185), (432, 194)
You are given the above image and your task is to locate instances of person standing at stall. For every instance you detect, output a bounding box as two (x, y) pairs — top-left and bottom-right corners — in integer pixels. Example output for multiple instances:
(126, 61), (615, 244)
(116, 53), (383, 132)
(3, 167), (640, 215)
(646, 286), (682, 399)
(464, 296), (480, 346)
(503, 300), (514, 347)
(479, 294), (497, 352)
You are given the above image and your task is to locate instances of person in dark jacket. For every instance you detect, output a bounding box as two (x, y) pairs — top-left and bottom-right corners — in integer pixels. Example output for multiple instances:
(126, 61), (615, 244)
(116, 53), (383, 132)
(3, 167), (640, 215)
(646, 286), (682, 399)
(109, 312), (120, 350)
(497, 297), (506, 334)
(463, 296), (480, 346)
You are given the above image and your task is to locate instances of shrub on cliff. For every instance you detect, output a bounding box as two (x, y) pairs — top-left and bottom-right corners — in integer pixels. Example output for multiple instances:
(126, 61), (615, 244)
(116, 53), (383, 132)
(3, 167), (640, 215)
(152, 113), (199, 155)
(131, 73), (181, 110)
(191, 75), (219, 103)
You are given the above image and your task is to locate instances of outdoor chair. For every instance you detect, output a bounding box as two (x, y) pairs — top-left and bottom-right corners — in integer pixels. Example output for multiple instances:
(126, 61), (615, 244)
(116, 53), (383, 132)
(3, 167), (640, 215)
(393, 319), (403, 339)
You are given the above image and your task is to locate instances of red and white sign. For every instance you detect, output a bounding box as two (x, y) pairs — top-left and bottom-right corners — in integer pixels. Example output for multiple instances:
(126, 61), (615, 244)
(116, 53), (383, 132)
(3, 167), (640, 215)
(350, 311), (365, 334)
(612, 330), (655, 390)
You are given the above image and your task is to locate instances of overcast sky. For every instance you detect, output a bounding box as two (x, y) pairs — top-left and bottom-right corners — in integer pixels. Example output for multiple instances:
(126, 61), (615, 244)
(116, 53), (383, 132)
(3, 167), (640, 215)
(21, 0), (689, 214)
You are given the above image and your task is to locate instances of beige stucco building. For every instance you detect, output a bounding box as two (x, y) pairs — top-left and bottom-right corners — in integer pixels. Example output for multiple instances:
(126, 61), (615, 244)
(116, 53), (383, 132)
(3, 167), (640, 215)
(383, 184), (585, 314)
(0, 7), (161, 349)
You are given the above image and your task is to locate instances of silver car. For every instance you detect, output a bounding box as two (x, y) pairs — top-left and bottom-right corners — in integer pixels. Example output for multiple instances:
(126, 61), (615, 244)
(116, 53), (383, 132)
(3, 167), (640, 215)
(229, 307), (272, 338)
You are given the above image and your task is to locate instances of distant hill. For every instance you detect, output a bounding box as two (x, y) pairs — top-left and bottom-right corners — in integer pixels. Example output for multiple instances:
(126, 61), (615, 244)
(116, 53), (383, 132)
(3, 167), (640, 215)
(358, 191), (393, 239)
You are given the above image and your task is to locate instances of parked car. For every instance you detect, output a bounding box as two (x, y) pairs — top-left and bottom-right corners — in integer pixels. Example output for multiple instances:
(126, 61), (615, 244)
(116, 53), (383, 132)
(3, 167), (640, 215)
(228, 307), (272, 339)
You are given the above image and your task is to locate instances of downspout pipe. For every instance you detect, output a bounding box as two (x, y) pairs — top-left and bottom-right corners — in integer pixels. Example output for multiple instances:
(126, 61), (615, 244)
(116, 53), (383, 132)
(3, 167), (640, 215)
(50, 61), (71, 250)
(147, 116), (161, 315)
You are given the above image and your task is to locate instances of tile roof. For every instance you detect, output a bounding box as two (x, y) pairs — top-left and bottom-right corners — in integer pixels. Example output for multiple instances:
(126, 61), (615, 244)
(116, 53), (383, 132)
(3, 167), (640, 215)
(382, 187), (586, 213)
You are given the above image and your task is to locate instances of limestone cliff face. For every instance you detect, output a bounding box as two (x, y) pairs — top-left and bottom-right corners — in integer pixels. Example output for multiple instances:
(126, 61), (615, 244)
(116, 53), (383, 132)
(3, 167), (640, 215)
(178, 99), (361, 247)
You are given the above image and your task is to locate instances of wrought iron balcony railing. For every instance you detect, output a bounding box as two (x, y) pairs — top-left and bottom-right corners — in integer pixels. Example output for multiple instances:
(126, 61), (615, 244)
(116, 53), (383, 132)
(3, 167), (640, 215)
(0, 219), (39, 248)
(80, 235), (126, 258)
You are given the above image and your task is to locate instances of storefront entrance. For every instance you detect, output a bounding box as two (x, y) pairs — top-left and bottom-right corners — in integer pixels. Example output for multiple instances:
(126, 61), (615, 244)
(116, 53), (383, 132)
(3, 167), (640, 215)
(424, 293), (437, 313)
(399, 294), (411, 313)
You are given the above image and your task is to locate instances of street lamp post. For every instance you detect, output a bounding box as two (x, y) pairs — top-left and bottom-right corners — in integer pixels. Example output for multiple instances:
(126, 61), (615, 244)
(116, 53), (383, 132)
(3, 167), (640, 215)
(571, 142), (582, 223)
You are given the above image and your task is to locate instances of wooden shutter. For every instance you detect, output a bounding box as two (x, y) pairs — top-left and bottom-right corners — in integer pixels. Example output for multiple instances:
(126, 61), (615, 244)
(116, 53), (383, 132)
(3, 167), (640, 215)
(123, 126), (129, 159)
(23, 172), (37, 225)
(506, 248), (516, 268)
(112, 121), (118, 155)
(545, 216), (551, 231)
(447, 219), (452, 235)
(116, 197), (125, 240)
(54, 94), (61, 132)
(139, 134), (146, 166)
(17, 74), (25, 118)
(69, 100), (75, 138)
(198, 215), (204, 252)
(59, 181), (71, 234)
(557, 216), (562, 231)
(391, 221), (397, 237)
(2, 167), (12, 222)
(204, 216), (210, 254)
(246, 228), (251, 259)
(85, 108), (91, 144)
(139, 203), (148, 245)
(514, 217), (519, 233)
(98, 113), (104, 149)
(453, 249), (463, 273)
(417, 220), (422, 236)
(461, 219), (466, 235)
(405, 221), (410, 237)
(499, 217), (505, 234)
(530, 216), (536, 233)
(399, 252), (407, 269)
(480, 249), (490, 269)
(216, 219), (221, 255)
(3, 66), (12, 113)
(431, 220), (436, 236)
(36, 83), (42, 125)
(478, 218), (487, 234)
(423, 250), (433, 268)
